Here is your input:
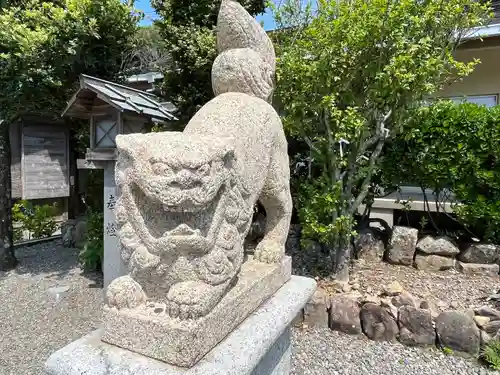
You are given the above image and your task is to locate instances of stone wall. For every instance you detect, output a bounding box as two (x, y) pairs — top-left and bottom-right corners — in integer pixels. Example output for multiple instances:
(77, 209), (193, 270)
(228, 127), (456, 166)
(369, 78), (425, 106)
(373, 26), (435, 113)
(357, 226), (500, 276)
(295, 284), (500, 355)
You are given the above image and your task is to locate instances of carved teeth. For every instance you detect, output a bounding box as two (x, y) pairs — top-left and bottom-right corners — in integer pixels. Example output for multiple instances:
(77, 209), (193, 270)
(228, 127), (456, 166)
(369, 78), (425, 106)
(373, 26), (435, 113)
(168, 224), (201, 236)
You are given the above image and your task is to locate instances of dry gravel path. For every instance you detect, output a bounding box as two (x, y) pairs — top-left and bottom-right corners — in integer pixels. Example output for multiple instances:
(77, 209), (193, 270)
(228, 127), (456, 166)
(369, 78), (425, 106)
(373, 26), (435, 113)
(1, 241), (498, 375)
(349, 260), (500, 310)
(292, 328), (499, 375)
(0, 240), (102, 375)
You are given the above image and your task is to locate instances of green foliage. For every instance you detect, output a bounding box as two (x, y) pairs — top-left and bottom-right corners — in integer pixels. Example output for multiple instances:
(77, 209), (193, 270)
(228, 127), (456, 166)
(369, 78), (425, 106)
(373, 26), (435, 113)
(273, 0), (489, 276)
(12, 199), (58, 240)
(481, 339), (500, 370)
(0, 0), (140, 122)
(152, 0), (266, 124)
(381, 101), (500, 243)
(80, 210), (104, 272)
(298, 176), (356, 247)
(442, 346), (454, 356)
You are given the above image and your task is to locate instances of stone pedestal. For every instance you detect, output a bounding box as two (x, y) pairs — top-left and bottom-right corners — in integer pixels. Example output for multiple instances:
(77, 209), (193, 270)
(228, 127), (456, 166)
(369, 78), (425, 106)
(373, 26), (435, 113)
(45, 276), (316, 375)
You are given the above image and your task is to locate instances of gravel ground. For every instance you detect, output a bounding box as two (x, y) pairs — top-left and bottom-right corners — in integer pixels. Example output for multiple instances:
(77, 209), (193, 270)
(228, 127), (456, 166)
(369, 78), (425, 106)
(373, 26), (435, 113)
(1, 240), (498, 375)
(291, 328), (499, 375)
(0, 240), (102, 375)
(348, 260), (500, 310)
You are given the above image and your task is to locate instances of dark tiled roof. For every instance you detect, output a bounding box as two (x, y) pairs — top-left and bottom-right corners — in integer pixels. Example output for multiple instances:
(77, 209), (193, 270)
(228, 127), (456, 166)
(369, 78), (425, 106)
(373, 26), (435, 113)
(62, 74), (177, 121)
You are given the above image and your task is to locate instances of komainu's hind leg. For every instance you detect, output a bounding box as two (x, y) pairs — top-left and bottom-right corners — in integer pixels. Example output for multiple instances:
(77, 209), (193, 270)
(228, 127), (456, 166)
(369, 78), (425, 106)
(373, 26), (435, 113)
(254, 147), (292, 264)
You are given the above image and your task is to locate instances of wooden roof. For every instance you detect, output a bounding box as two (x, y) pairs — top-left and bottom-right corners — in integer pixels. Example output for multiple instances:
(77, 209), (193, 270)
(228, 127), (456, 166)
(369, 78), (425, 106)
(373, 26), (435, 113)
(62, 74), (177, 121)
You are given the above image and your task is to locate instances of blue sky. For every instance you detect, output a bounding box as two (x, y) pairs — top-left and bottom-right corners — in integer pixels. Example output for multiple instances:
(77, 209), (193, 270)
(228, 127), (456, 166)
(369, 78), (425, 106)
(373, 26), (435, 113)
(135, 0), (276, 30)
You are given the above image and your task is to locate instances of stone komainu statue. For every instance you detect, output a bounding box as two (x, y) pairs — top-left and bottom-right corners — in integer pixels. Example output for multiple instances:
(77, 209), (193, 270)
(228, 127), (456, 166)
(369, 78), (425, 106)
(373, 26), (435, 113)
(106, 0), (292, 321)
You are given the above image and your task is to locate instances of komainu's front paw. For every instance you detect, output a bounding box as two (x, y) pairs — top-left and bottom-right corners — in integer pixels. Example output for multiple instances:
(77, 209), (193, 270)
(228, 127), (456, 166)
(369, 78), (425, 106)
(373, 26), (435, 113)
(166, 281), (228, 320)
(106, 275), (147, 310)
(254, 239), (284, 264)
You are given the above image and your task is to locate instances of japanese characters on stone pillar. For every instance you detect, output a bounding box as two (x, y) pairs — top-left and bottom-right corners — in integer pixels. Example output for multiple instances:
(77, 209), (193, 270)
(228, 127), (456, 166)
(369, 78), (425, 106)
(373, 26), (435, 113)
(103, 163), (127, 288)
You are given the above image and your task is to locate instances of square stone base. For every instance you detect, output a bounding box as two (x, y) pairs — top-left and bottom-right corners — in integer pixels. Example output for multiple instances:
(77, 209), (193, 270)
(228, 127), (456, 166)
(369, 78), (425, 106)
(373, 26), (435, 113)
(45, 276), (316, 375)
(102, 256), (292, 367)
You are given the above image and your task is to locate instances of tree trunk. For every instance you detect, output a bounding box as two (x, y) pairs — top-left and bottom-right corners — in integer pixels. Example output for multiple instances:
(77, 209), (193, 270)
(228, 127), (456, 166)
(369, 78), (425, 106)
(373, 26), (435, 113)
(332, 239), (352, 282)
(0, 121), (16, 271)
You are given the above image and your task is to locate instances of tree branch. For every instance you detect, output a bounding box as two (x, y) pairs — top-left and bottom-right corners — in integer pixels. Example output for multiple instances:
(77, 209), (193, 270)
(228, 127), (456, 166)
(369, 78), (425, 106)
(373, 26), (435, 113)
(349, 137), (385, 215)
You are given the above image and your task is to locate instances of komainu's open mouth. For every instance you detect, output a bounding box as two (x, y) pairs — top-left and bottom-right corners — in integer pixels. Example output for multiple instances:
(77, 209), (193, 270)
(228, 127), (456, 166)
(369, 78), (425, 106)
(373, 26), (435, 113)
(132, 183), (226, 255)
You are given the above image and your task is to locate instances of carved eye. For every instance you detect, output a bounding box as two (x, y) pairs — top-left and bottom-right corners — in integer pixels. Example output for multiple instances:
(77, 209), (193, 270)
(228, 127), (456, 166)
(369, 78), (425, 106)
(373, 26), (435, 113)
(152, 163), (172, 176)
(197, 164), (210, 176)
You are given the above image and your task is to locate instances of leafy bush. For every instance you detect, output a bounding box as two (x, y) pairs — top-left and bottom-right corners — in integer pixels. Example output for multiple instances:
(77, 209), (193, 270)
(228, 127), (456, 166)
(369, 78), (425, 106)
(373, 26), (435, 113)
(79, 210), (104, 272)
(12, 200), (58, 240)
(380, 101), (500, 243)
(272, 0), (488, 279)
(481, 339), (500, 370)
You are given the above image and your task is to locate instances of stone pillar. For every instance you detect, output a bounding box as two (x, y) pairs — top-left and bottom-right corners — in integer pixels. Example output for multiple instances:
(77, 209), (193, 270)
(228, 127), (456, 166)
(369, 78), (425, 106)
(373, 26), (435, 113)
(102, 161), (126, 290)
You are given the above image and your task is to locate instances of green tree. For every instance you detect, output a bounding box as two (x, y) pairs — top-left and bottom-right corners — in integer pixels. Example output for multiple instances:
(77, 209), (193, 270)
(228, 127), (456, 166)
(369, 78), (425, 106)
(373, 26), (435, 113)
(152, 0), (266, 124)
(273, 0), (490, 280)
(0, 0), (139, 270)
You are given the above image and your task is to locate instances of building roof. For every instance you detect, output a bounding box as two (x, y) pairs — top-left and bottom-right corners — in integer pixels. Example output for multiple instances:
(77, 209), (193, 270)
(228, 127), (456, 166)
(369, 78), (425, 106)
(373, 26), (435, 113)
(463, 22), (500, 41)
(62, 74), (177, 121)
(126, 72), (164, 83)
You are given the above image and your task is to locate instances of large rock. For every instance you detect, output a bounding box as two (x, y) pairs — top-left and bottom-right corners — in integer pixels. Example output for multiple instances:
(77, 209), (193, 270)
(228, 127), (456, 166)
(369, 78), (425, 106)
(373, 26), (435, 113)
(420, 300), (440, 319)
(360, 303), (399, 342)
(483, 320), (500, 335)
(382, 281), (404, 296)
(456, 261), (499, 277)
(474, 306), (500, 321)
(61, 218), (87, 249)
(392, 291), (419, 308)
(74, 220), (87, 249)
(459, 243), (500, 264)
(416, 236), (459, 256)
(303, 289), (330, 328)
(414, 254), (455, 271)
(354, 228), (385, 262)
(329, 297), (362, 334)
(473, 316), (490, 329)
(435, 311), (480, 354)
(61, 220), (76, 248)
(386, 226), (418, 266)
(398, 306), (435, 346)
(481, 330), (492, 347)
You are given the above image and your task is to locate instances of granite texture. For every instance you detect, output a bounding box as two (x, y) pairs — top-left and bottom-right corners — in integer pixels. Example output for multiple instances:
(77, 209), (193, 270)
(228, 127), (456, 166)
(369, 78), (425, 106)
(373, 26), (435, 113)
(45, 276), (317, 375)
(212, 48), (274, 102)
(107, 0), (291, 331)
(435, 311), (480, 354)
(459, 243), (500, 264)
(414, 254), (455, 271)
(216, 0), (275, 74)
(102, 256), (292, 367)
(456, 261), (499, 276)
(416, 236), (459, 256)
(104, 0), (293, 366)
(213, 0), (275, 102)
(397, 306), (435, 346)
(386, 226), (418, 266)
